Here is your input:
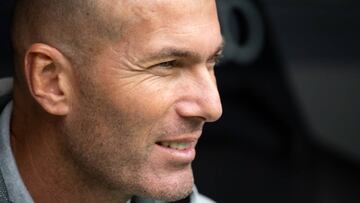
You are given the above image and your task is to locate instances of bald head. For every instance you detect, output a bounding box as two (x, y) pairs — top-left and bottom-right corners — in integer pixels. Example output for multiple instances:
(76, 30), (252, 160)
(12, 0), (123, 70)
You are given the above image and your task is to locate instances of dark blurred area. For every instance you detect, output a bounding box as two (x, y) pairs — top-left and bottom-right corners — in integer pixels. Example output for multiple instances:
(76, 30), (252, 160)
(193, 0), (360, 203)
(0, 0), (15, 78)
(1, 0), (360, 202)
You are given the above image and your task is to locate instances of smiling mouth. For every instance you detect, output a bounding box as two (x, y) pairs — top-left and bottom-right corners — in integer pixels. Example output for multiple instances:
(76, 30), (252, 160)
(156, 141), (193, 150)
(154, 138), (199, 163)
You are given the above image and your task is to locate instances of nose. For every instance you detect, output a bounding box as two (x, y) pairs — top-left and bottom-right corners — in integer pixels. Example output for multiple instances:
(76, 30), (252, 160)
(175, 66), (223, 122)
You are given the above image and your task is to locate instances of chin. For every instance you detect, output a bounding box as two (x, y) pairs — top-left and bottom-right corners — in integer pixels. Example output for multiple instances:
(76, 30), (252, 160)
(134, 166), (195, 201)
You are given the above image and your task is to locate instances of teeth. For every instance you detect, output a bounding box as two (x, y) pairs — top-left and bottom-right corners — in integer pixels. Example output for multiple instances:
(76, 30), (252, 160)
(159, 142), (191, 150)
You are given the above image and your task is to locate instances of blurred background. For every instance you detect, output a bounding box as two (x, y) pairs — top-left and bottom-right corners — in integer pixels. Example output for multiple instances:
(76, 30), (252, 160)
(1, 0), (360, 202)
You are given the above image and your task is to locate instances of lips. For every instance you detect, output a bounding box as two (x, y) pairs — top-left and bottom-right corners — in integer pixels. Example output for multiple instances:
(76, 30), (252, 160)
(155, 132), (200, 151)
(157, 141), (194, 150)
(155, 133), (201, 163)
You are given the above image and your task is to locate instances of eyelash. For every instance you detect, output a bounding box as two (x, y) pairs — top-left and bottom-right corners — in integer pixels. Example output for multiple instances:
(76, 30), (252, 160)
(157, 60), (177, 69)
(211, 53), (224, 65)
(155, 54), (223, 69)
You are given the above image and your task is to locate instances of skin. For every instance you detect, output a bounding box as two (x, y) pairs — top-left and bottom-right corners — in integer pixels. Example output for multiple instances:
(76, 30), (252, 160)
(10, 0), (223, 202)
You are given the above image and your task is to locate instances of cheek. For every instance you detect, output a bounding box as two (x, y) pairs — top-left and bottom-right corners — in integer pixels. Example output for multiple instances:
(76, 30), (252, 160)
(71, 67), (183, 152)
(104, 78), (178, 122)
(63, 94), (151, 183)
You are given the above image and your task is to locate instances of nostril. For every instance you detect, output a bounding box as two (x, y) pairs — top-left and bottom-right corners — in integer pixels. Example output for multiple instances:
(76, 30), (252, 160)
(175, 97), (222, 122)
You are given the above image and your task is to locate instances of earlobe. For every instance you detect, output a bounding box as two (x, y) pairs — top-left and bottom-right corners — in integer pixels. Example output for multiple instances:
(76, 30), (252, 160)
(24, 43), (71, 116)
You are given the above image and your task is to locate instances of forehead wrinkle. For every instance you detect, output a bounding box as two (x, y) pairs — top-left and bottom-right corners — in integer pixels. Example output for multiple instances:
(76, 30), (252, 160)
(146, 22), (217, 37)
(121, 0), (216, 31)
(108, 0), (221, 64)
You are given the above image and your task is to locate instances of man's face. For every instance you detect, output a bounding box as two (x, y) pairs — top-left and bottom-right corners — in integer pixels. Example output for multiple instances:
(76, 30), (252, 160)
(65, 0), (223, 201)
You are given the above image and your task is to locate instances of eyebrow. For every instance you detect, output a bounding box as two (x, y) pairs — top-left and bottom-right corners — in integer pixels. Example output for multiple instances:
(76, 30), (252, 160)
(141, 38), (225, 64)
(156, 48), (202, 60)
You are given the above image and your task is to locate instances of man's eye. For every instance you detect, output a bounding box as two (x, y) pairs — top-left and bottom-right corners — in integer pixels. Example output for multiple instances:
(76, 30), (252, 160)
(213, 53), (224, 65)
(207, 53), (223, 68)
(208, 58), (221, 69)
(156, 60), (177, 68)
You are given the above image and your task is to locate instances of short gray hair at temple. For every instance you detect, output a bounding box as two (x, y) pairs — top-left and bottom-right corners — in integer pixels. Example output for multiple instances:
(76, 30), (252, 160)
(12, 0), (123, 71)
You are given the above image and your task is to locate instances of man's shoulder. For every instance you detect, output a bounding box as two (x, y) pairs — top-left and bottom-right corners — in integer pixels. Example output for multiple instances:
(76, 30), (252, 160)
(0, 77), (13, 202)
(0, 168), (11, 202)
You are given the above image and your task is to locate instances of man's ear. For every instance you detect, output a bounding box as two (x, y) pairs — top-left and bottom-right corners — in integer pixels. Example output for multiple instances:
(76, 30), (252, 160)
(24, 43), (73, 116)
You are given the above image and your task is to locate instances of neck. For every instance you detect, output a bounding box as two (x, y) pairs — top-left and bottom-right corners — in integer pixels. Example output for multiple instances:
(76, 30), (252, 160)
(10, 100), (130, 203)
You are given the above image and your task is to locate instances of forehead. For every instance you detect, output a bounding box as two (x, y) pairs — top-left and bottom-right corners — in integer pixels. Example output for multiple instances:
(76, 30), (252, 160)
(129, 0), (218, 29)
(122, 0), (215, 18)
(113, 0), (222, 57)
